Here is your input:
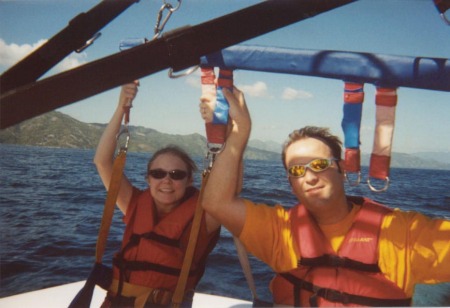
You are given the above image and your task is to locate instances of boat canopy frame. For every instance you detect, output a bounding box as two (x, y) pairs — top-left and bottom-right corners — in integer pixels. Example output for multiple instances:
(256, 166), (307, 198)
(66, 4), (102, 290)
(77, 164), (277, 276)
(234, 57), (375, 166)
(1, 0), (449, 129)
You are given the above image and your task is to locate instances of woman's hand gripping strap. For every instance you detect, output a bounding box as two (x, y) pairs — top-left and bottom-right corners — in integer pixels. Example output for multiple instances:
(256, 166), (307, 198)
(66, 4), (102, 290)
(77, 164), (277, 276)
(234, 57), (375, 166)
(201, 67), (233, 153)
(368, 87), (398, 192)
(341, 82), (364, 186)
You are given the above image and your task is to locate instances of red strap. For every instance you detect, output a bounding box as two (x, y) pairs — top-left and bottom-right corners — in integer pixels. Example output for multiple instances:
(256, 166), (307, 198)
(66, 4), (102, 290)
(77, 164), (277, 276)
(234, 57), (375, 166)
(344, 148), (361, 173)
(375, 87), (397, 107)
(369, 154), (391, 179)
(344, 82), (364, 103)
(368, 87), (397, 191)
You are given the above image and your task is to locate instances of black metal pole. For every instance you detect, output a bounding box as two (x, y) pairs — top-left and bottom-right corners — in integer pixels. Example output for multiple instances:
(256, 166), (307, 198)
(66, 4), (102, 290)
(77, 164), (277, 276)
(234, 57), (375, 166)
(0, 0), (355, 129)
(0, 0), (139, 94)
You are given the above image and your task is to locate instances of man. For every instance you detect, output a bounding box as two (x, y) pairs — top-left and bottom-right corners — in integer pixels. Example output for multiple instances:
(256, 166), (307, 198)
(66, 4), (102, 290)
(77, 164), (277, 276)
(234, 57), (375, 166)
(200, 86), (450, 306)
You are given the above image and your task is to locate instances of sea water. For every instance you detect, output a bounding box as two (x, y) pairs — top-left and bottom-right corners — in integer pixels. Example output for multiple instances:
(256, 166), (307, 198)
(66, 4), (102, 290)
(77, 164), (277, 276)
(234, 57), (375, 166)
(1, 144), (449, 305)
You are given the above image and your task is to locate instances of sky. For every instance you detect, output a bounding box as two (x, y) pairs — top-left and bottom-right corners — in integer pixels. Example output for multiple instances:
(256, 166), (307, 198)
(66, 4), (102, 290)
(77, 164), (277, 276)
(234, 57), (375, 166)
(1, 0), (450, 154)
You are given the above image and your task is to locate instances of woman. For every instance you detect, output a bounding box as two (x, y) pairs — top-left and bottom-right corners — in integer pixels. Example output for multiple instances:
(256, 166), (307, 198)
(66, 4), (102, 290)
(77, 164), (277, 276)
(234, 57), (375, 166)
(94, 81), (221, 307)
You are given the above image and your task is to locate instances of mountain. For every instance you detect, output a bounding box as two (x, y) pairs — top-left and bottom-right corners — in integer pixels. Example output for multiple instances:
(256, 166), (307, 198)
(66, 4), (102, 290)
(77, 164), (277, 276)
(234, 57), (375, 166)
(1, 111), (448, 170)
(362, 152), (450, 170)
(248, 139), (282, 153)
(410, 151), (450, 165)
(0, 111), (278, 161)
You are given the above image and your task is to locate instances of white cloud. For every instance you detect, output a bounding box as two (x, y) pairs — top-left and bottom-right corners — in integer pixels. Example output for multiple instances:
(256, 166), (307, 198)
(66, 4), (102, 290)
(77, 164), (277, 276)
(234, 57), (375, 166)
(0, 38), (87, 73)
(55, 52), (87, 72)
(239, 81), (270, 98)
(0, 38), (45, 67)
(281, 87), (313, 100)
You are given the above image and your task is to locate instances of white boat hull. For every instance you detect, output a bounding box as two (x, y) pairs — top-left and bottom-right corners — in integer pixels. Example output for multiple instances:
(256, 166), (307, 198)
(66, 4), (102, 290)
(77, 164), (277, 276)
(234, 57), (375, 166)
(0, 280), (252, 308)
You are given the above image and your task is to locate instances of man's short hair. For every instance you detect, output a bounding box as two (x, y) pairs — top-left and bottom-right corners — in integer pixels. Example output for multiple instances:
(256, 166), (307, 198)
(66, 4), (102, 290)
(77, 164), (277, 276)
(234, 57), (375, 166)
(281, 126), (343, 170)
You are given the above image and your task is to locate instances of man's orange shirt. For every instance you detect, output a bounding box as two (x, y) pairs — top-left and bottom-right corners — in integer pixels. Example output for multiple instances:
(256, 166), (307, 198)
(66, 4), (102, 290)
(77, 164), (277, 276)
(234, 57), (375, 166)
(239, 199), (450, 297)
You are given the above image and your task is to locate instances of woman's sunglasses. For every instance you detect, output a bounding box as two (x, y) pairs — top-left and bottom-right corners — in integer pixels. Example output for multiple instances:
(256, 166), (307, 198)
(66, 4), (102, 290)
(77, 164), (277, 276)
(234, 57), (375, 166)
(288, 158), (338, 178)
(148, 169), (188, 180)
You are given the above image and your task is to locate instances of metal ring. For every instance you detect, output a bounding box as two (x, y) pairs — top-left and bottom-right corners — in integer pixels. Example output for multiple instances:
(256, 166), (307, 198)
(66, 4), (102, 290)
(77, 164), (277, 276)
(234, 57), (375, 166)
(116, 127), (130, 151)
(207, 142), (225, 155)
(168, 65), (199, 78)
(344, 171), (361, 186)
(163, 0), (182, 11)
(367, 176), (390, 192)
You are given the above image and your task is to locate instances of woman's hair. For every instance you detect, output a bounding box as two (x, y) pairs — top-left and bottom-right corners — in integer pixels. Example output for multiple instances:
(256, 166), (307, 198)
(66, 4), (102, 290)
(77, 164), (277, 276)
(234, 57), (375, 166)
(281, 126), (343, 170)
(147, 145), (198, 179)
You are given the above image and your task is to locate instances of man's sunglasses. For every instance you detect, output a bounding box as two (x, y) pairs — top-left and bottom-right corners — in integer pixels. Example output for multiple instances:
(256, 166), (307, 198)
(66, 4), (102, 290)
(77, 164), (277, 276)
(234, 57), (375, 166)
(148, 169), (188, 180)
(288, 158), (338, 178)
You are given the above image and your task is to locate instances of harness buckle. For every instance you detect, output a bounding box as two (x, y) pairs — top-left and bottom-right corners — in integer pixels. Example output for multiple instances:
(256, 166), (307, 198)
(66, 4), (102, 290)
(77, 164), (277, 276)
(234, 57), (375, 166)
(150, 288), (172, 306)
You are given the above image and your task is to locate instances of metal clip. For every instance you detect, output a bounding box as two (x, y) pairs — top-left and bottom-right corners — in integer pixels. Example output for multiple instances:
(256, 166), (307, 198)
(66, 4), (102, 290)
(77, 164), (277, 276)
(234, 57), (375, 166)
(76, 32), (102, 53)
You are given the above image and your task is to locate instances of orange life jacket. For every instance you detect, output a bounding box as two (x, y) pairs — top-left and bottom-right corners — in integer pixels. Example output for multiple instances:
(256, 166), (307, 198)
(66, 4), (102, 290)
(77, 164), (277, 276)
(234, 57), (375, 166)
(112, 187), (218, 295)
(271, 196), (411, 306)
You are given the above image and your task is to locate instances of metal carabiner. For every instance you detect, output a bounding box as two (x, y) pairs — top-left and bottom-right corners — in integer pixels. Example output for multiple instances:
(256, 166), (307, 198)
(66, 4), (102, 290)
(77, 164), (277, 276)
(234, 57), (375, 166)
(345, 171), (361, 186)
(76, 32), (102, 53)
(203, 152), (214, 174)
(207, 142), (225, 156)
(168, 65), (199, 79)
(202, 142), (225, 172)
(440, 12), (450, 25)
(153, 3), (174, 39)
(116, 126), (130, 152)
(367, 176), (390, 192)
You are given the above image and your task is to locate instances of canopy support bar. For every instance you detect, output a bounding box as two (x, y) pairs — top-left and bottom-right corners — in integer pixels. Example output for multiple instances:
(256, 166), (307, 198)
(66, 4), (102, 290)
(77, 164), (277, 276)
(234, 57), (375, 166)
(0, 0), (355, 129)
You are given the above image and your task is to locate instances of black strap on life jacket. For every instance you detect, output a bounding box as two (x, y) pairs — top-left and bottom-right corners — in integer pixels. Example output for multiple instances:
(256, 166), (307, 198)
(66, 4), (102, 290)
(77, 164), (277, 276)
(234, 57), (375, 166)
(299, 254), (381, 273)
(280, 273), (412, 307)
(112, 224), (199, 297)
(1, 0), (355, 129)
(130, 231), (181, 248)
(112, 257), (197, 277)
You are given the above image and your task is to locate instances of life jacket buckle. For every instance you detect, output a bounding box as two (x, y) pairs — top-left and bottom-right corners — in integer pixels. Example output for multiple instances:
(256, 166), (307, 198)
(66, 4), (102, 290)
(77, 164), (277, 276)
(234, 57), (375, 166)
(319, 288), (350, 304)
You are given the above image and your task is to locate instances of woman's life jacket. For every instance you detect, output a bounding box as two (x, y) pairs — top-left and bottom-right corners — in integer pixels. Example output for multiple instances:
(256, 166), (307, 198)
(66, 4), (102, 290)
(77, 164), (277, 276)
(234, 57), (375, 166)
(271, 196), (412, 307)
(111, 187), (219, 297)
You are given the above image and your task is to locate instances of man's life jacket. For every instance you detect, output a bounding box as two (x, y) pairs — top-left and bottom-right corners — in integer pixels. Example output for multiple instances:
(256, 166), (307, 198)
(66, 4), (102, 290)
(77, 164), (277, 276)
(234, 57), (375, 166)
(111, 187), (219, 299)
(271, 196), (412, 307)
